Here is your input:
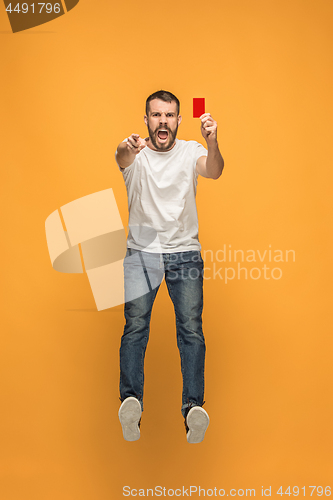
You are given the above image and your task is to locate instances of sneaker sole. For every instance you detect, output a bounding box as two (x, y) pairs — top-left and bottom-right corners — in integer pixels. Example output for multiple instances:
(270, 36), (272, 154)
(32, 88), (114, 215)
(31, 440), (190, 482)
(118, 397), (142, 441)
(186, 407), (209, 444)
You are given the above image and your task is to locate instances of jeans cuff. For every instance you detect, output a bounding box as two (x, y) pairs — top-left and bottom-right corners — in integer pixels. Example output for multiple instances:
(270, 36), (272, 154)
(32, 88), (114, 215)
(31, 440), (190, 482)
(181, 401), (203, 418)
(120, 396), (144, 412)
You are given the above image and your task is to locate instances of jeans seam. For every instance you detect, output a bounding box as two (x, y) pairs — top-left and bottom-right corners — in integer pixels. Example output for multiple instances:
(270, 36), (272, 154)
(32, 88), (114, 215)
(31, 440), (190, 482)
(166, 276), (186, 404)
(138, 300), (156, 406)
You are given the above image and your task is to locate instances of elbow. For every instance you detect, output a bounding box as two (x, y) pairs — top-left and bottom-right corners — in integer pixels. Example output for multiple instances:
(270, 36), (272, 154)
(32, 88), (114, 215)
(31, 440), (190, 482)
(212, 164), (224, 180)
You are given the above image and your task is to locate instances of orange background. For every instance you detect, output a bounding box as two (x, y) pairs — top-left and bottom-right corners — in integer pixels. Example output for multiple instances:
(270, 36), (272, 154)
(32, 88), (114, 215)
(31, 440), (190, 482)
(1, 1), (332, 498)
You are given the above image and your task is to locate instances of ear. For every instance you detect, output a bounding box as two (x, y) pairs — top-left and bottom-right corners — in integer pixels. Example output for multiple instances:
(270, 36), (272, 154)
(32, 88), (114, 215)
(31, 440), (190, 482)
(178, 114), (182, 126)
(144, 115), (148, 126)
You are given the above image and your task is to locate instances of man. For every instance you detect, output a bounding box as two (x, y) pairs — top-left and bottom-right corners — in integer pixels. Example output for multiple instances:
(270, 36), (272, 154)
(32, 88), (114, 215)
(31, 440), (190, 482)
(115, 90), (224, 443)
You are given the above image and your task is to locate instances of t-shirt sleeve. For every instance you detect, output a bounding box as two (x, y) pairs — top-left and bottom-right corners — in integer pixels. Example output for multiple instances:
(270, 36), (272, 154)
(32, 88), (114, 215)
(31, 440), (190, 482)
(193, 141), (208, 162)
(192, 141), (208, 180)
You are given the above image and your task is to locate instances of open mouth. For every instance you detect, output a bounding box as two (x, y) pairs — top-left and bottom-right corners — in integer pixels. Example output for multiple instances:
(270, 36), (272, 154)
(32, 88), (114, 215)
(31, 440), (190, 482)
(157, 130), (169, 142)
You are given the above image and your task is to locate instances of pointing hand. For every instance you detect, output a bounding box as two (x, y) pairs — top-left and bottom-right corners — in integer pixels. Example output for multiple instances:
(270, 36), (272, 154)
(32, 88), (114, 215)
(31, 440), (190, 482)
(127, 134), (148, 154)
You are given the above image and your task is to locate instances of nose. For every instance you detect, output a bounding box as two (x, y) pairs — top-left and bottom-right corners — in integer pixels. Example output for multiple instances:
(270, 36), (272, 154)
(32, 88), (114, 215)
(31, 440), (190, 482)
(159, 113), (167, 125)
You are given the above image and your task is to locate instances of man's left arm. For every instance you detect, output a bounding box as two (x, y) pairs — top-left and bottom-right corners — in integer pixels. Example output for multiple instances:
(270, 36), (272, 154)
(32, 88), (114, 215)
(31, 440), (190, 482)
(196, 113), (224, 180)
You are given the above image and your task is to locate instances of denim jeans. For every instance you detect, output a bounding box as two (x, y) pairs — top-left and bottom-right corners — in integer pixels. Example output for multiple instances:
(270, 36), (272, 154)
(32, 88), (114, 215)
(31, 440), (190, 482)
(119, 248), (206, 417)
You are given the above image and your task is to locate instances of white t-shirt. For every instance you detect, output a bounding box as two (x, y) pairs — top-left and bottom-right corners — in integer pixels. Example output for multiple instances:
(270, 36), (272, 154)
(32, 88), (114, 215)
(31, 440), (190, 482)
(116, 138), (208, 253)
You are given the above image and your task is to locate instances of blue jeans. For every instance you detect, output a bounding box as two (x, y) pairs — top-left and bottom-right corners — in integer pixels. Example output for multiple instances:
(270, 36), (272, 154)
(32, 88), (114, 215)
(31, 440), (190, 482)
(119, 248), (206, 417)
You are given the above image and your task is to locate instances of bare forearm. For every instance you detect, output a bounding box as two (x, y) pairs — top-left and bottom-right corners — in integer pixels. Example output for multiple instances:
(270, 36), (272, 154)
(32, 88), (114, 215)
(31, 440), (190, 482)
(116, 134), (148, 168)
(116, 141), (136, 169)
(206, 142), (224, 180)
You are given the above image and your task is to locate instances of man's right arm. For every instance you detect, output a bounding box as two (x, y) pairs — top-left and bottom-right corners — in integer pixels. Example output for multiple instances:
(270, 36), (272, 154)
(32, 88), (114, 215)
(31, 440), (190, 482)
(116, 134), (147, 169)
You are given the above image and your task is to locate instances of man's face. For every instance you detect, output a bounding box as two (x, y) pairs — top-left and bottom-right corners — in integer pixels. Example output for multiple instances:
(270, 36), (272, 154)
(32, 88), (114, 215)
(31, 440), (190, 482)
(144, 99), (182, 151)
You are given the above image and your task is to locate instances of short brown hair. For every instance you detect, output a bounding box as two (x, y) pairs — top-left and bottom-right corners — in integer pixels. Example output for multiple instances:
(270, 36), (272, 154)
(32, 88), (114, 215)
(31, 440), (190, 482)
(146, 90), (180, 116)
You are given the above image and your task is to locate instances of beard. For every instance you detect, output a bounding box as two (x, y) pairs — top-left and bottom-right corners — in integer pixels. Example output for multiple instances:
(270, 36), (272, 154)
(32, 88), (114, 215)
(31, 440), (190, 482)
(147, 123), (178, 151)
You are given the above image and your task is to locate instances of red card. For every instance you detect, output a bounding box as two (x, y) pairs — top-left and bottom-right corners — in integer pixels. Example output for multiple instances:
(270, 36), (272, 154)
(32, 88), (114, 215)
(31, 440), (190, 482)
(193, 98), (205, 118)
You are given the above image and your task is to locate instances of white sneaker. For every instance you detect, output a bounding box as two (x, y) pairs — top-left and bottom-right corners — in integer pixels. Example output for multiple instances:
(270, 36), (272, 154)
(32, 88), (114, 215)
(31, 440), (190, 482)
(186, 406), (210, 443)
(118, 397), (142, 441)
